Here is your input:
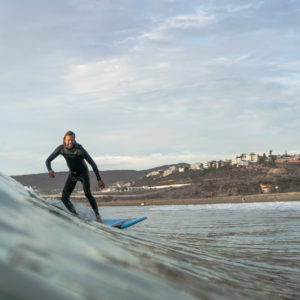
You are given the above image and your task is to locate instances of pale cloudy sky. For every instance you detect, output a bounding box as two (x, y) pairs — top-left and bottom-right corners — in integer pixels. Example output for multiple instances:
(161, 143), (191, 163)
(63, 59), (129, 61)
(1, 0), (300, 175)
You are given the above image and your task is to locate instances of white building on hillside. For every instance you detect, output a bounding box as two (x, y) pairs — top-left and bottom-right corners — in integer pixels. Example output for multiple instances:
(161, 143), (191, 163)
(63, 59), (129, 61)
(190, 162), (203, 170)
(232, 152), (259, 166)
(163, 166), (177, 177)
(250, 153), (259, 162)
(146, 170), (160, 177)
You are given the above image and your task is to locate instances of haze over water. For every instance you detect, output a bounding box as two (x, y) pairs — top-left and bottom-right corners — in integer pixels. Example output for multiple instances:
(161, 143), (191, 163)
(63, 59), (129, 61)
(1, 172), (300, 299)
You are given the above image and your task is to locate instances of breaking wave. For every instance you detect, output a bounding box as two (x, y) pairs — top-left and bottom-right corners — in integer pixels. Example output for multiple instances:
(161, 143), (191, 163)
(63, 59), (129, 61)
(1, 172), (300, 299)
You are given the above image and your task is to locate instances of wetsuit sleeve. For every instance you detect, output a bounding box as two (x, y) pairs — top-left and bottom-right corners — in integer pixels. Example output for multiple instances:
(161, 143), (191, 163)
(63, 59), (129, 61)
(45, 145), (62, 171)
(81, 146), (102, 181)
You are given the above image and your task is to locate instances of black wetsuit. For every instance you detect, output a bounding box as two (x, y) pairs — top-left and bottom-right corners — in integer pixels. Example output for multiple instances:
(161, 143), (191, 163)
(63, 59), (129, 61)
(45, 143), (101, 216)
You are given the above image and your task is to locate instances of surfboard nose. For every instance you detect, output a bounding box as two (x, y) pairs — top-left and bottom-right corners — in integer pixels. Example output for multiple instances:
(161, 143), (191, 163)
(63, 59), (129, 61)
(103, 217), (147, 229)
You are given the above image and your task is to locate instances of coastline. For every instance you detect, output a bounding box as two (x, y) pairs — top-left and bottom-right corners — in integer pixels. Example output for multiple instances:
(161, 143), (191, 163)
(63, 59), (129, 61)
(39, 191), (300, 207)
(94, 191), (300, 207)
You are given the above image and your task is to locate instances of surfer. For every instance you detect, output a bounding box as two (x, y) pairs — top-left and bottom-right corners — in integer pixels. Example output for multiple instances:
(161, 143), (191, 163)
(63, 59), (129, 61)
(45, 131), (105, 223)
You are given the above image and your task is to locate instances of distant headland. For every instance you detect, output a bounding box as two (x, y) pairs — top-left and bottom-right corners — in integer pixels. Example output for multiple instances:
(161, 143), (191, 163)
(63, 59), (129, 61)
(13, 150), (300, 206)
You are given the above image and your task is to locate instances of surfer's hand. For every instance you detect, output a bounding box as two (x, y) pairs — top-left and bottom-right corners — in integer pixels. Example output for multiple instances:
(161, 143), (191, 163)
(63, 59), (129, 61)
(49, 170), (55, 178)
(96, 215), (102, 223)
(98, 180), (105, 189)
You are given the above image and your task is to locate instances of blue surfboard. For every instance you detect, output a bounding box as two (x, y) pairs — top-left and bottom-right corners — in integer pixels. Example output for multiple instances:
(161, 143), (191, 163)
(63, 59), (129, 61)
(103, 217), (147, 229)
(48, 203), (147, 228)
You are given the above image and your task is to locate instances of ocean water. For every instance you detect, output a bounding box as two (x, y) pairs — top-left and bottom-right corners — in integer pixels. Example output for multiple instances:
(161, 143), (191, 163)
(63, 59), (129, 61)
(1, 172), (300, 299)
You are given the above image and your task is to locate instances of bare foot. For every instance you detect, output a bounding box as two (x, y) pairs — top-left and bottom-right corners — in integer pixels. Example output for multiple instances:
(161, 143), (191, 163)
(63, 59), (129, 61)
(96, 215), (102, 223)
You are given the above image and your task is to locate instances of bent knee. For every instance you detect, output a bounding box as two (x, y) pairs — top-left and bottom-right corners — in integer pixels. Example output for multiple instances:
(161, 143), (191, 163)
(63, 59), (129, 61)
(84, 192), (93, 199)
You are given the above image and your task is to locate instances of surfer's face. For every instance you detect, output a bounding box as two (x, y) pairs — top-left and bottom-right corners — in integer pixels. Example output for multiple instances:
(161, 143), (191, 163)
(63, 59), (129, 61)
(64, 135), (76, 149)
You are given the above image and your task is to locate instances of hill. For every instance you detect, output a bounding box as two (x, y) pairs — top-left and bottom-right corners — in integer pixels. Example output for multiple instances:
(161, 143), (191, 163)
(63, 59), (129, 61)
(130, 164), (300, 199)
(12, 163), (300, 200)
(12, 163), (188, 194)
(12, 170), (145, 194)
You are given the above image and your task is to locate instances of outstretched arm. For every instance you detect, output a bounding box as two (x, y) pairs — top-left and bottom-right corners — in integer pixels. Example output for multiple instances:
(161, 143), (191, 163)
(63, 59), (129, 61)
(82, 146), (105, 188)
(45, 145), (62, 177)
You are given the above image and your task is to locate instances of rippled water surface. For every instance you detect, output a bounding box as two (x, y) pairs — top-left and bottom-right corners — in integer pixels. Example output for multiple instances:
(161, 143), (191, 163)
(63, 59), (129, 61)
(103, 202), (300, 299)
(1, 172), (300, 299)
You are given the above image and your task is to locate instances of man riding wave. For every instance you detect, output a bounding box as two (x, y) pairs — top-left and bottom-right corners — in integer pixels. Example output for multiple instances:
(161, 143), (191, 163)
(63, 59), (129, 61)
(46, 131), (105, 222)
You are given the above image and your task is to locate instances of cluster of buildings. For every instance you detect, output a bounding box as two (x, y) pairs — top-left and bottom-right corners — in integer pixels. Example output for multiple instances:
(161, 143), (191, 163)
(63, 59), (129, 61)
(191, 151), (300, 170)
(107, 151), (300, 193)
(146, 151), (300, 178)
(190, 152), (260, 170)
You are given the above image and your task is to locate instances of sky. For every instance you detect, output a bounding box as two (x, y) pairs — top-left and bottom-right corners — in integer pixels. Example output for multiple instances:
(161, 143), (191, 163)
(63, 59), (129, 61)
(1, 0), (300, 175)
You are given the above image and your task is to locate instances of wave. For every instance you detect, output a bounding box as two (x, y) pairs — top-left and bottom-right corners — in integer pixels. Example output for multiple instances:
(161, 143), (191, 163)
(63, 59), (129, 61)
(2, 171), (298, 299)
(0, 172), (199, 299)
(0, 172), (241, 300)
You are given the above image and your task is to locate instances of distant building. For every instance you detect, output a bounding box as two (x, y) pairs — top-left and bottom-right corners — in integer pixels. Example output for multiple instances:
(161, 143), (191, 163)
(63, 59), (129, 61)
(203, 161), (216, 169)
(238, 160), (249, 167)
(232, 152), (259, 166)
(203, 162), (209, 169)
(146, 170), (160, 177)
(241, 153), (251, 161)
(288, 159), (300, 163)
(190, 162), (203, 170)
(163, 166), (177, 177)
(231, 156), (241, 166)
(178, 166), (189, 172)
(276, 157), (300, 167)
(250, 153), (259, 163)
(220, 160), (231, 167)
(260, 183), (279, 193)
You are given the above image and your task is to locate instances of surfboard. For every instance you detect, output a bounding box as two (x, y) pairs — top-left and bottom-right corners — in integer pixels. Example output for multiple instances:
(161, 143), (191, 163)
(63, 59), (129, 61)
(103, 217), (147, 229)
(47, 202), (147, 228)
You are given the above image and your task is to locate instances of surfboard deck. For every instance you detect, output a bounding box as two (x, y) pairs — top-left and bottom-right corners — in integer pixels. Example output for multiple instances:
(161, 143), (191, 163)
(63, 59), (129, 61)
(103, 217), (147, 229)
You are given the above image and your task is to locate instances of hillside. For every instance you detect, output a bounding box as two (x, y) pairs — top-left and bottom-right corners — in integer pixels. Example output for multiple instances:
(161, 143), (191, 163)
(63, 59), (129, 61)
(130, 165), (300, 199)
(12, 170), (146, 194)
(12, 164), (300, 199)
(12, 163), (188, 194)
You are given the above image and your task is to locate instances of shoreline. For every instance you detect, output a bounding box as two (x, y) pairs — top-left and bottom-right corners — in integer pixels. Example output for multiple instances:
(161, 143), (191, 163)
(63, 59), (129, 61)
(94, 191), (300, 206)
(40, 191), (300, 207)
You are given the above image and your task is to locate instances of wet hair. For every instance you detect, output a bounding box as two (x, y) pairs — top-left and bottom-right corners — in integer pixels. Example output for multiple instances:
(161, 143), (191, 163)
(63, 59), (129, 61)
(63, 131), (76, 144)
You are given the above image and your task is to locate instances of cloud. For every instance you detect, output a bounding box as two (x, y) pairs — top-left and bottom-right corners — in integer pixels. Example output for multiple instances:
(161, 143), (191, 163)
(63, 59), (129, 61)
(224, 3), (256, 13)
(63, 58), (161, 101)
(163, 10), (216, 29)
(139, 9), (216, 41)
(1, 0), (300, 175)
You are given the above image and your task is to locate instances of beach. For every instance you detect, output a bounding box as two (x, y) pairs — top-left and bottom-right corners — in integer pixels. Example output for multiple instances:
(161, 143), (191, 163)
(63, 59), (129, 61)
(96, 191), (300, 206)
(40, 191), (300, 207)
